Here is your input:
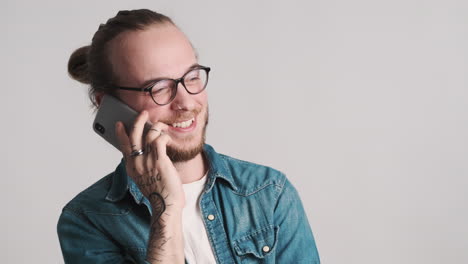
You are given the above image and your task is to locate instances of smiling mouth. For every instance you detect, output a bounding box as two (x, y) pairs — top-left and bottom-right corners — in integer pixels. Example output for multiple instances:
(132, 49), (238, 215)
(171, 118), (195, 128)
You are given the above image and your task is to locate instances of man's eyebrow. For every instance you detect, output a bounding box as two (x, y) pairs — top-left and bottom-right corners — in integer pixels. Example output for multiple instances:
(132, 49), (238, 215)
(187, 63), (202, 70)
(140, 63), (202, 88)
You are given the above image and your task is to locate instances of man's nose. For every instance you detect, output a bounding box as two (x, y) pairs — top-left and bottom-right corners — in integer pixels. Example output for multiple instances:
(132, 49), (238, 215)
(170, 82), (194, 111)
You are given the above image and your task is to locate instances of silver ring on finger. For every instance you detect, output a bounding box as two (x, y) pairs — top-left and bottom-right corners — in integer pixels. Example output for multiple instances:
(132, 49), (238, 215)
(130, 149), (144, 157)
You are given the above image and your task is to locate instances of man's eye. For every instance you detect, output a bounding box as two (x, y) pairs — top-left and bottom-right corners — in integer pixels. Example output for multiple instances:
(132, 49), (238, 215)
(187, 77), (200, 83)
(184, 76), (200, 83)
(152, 80), (173, 90)
(185, 73), (200, 82)
(152, 87), (171, 95)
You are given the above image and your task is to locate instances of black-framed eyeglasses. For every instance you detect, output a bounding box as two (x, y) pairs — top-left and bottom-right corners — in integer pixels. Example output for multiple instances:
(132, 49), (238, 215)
(114, 65), (211, 106)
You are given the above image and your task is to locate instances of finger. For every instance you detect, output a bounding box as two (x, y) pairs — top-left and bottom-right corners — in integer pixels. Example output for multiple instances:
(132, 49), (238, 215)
(145, 122), (169, 147)
(116, 121), (144, 185)
(130, 110), (149, 151)
(115, 122), (131, 158)
(129, 111), (149, 173)
(143, 141), (156, 180)
(143, 122), (165, 177)
(154, 133), (172, 162)
(144, 148), (159, 184)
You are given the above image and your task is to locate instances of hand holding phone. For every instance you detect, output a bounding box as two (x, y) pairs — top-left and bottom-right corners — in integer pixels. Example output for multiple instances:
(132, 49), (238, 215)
(93, 94), (185, 207)
(114, 109), (186, 210)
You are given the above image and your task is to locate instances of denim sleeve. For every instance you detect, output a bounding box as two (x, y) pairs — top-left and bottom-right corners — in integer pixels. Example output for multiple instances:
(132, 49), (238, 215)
(274, 177), (321, 263)
(57, 209), (141, 264)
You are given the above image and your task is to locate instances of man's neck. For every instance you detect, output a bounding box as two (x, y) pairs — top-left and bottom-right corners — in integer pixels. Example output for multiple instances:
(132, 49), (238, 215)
(173, 152), (207, 184)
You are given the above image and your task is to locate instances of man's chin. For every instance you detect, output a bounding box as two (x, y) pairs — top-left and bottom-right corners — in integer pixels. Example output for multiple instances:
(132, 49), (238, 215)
(166, 142), (204, 163)
(166, 107), (208, 163)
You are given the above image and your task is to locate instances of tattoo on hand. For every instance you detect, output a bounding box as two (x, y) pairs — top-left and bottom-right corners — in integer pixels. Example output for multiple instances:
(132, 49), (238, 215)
(141, 176), (156, 187)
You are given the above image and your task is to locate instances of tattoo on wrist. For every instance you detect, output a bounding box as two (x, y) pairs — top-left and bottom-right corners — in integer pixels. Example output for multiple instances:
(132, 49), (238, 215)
(148, 192), (166, 219)
(146, 192), (172, 263)
(147, 219), (172, 263)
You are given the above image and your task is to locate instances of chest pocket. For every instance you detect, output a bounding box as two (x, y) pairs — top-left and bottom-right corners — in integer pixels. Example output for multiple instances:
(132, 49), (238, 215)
(232, 225), (279, 263)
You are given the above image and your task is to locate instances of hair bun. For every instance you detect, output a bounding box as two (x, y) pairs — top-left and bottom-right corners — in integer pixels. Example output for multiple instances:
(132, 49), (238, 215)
(68, 46), (91, 84)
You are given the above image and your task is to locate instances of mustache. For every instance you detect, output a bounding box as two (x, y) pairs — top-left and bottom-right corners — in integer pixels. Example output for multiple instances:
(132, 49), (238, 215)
(158, 108), (201, 124)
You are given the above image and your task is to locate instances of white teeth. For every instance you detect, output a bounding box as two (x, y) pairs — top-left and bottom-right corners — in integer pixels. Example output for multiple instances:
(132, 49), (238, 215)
(172, 118), (194, 128)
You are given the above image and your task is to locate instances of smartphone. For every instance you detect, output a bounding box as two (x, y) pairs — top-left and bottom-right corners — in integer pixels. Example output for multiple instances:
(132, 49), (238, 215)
(93, 95), (152, 150)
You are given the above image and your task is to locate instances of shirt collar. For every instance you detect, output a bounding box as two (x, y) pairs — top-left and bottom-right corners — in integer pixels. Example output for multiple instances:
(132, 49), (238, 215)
(105, 160), (129, 202)
(203, 144), (238, 192)
(105, 143), (239, 204)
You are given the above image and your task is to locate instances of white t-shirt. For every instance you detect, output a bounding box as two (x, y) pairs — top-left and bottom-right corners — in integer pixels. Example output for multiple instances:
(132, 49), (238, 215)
(182, 176), (217, 264)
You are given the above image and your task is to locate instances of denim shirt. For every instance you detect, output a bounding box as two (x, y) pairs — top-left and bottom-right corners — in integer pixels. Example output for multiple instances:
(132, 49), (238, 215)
(57, 144), (320, 263)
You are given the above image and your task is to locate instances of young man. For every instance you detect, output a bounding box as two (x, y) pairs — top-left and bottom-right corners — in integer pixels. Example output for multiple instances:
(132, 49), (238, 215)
(58, 9), (320, 264)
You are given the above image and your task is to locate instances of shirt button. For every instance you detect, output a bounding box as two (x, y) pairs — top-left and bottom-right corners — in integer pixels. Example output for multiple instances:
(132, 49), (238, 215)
(207, 214), (215, 221)
(262, 246), (270, 253)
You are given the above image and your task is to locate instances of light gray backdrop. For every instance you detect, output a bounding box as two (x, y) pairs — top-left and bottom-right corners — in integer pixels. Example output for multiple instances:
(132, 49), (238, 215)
(2, 0), (467, 263)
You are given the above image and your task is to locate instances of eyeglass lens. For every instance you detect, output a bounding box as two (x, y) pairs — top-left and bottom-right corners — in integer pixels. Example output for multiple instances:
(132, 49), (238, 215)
(151, 68), (208, 105)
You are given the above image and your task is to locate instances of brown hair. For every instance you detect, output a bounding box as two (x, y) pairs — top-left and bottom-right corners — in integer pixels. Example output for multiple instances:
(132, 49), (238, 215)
(67, 9), (174, 107)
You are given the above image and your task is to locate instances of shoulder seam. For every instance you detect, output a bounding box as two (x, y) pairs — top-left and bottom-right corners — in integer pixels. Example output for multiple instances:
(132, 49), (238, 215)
(274, 172), (288, 201)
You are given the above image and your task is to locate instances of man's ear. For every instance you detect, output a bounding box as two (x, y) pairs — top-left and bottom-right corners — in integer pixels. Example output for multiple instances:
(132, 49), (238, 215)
(95, 92), (104, 106)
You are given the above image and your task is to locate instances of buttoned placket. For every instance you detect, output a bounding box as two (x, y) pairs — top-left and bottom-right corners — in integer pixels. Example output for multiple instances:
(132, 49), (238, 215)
(198, 182), (236, 264)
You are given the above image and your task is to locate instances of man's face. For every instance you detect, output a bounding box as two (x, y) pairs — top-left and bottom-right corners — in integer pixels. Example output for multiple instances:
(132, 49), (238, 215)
(107, 23), (208, 162)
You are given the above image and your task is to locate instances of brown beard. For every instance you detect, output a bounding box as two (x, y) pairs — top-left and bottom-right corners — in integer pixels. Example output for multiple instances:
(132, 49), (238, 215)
(165, 108), (209, 163)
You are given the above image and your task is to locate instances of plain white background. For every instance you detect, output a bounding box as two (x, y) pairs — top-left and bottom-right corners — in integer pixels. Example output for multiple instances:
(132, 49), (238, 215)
(2, 0), (468, 263)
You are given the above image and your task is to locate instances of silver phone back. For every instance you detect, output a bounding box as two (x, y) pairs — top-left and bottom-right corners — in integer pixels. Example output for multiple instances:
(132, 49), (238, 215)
(93, 95), (144, 151)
